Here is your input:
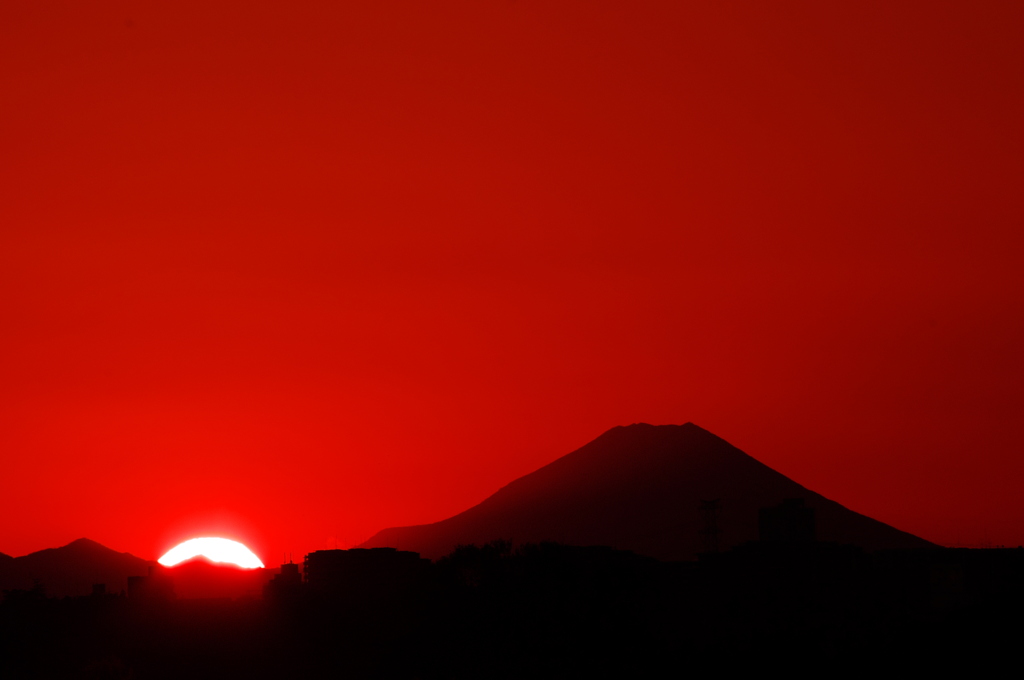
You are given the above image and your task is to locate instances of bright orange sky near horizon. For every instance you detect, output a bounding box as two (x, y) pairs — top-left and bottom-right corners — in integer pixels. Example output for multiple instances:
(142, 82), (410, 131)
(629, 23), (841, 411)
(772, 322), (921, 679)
(2, 1), (1022, 562)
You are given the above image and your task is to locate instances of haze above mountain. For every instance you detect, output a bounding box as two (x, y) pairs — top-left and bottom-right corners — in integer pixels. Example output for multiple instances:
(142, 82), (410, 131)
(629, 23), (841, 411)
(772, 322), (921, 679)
(359, 423), (934, 559)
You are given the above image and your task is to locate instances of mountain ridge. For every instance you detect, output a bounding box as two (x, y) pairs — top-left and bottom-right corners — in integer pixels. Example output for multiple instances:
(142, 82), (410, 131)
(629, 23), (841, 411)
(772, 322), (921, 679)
(0, 538), (155, 598)
(358, 422), (934, 559)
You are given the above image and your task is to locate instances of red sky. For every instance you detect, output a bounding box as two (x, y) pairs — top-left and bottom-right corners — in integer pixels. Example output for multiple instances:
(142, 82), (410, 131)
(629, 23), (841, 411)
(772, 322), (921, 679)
(2, 1), (1022, 561)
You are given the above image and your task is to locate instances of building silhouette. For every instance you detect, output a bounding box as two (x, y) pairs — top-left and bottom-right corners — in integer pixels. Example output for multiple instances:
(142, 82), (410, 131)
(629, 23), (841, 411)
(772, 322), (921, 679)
(699, 499), (722, 553)
(263, 560), (302, 601)
(303, 547), (429, 600)
(759, 498), (816, 543)
(127, 566), (175, 602)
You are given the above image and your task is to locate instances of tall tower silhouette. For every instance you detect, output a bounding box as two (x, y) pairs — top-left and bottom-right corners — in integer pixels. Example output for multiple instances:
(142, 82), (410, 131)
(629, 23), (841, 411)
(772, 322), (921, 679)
(699, 499), (721, 553)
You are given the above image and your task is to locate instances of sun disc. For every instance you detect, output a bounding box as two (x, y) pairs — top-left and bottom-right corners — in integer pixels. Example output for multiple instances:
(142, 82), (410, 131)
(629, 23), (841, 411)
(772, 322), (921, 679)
(158, 537), (264, 569)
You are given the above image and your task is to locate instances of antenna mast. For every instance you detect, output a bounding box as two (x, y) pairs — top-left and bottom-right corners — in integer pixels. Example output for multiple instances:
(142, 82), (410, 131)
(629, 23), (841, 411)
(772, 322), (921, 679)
(699, 499), (721, 553)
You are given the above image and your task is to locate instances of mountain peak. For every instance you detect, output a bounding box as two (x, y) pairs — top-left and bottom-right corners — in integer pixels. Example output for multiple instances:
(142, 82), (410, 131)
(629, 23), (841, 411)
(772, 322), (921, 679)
(1, 538), (153, 598)
(359, 423), (933, 559)
(601, 421), (729, 442)
(47, 538), (126, 556)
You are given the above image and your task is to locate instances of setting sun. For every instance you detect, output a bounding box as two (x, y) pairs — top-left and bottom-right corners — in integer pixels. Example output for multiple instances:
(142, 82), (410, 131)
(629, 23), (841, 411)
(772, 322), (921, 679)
(158, 537), (264, 569)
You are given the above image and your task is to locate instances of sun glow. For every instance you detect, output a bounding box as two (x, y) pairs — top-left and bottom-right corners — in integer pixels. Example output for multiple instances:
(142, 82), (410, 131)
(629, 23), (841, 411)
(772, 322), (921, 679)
(158, 537), (264, 569)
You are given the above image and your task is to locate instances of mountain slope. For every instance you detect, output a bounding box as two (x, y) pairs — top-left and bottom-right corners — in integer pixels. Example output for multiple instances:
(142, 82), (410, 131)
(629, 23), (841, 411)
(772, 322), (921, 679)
(359, 423), (934, 560)
(0, 538), (154, 598)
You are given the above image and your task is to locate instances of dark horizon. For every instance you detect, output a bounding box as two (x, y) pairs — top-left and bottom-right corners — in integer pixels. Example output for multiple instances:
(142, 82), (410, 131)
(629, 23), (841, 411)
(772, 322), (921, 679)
(2, 422), (945, 565)
(4, 526), (1022, 677)
(6, 428), (1019, 675)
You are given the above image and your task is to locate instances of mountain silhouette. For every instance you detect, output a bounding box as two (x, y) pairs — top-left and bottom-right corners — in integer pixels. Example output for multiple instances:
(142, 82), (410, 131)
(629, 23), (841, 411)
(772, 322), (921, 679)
(164, 557), (269, 600)
(359, 423), (935, 560)
(0, 538), (154, 598)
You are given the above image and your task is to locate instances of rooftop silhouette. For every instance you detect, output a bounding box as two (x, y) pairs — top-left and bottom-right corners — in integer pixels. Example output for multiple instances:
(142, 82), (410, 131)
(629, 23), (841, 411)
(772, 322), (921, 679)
(4, 538), (1022, 677)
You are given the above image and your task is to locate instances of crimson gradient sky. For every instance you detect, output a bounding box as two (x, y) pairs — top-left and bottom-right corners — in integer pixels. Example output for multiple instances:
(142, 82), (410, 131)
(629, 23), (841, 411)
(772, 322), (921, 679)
(2, 1), (1022, 561)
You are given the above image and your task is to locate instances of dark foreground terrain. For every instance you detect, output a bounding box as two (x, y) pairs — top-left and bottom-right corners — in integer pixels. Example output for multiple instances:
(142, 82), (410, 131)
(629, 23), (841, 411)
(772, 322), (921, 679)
(3, 541), (1022, 678)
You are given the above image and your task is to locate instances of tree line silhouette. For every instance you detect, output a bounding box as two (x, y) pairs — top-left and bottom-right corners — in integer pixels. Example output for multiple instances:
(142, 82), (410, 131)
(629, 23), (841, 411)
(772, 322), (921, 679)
(3, 537), (1023, 678)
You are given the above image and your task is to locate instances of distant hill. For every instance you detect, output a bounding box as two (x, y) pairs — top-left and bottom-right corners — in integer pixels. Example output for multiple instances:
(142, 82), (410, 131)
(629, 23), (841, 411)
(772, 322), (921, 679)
(0, 538), (154, 598)
(163, 558), (271, 599)
(359, 423), (935, 560)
